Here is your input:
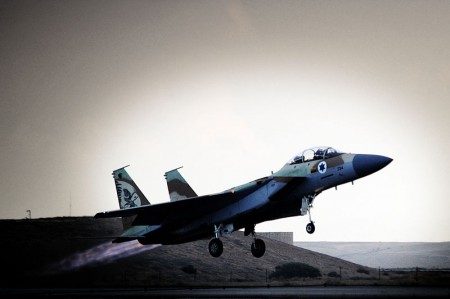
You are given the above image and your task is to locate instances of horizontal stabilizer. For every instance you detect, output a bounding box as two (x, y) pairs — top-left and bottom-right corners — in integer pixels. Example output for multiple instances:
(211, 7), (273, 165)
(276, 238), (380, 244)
(94, 207), (140, 219)
(108, 225), (162, 243)
(121, 225), (161, 237)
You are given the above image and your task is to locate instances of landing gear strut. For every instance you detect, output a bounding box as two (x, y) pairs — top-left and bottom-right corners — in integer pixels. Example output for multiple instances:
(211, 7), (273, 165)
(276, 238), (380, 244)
(209, 224), (223, 258)
(301, 194), (316, 234)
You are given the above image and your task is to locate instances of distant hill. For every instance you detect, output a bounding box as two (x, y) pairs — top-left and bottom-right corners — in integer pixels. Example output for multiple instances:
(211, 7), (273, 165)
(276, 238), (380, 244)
(296, 242), (450, 269)
(0, 217), (379, 287)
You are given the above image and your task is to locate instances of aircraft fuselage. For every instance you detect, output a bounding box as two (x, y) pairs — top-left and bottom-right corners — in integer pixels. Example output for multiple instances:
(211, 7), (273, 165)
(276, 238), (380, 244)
(140, 152), (390, 245)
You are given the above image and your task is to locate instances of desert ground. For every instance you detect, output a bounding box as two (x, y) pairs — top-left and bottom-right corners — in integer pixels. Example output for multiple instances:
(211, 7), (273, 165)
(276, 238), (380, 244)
(0, 217), (448, 288)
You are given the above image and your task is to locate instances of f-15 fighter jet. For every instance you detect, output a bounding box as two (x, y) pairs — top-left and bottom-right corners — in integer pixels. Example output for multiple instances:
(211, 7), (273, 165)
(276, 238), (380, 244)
(95, 146), (392, 258)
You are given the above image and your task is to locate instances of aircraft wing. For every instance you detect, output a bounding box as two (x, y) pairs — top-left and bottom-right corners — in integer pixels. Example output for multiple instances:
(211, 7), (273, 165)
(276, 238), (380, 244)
(269, 176), (306, 201)
(95, 187), (256, 225)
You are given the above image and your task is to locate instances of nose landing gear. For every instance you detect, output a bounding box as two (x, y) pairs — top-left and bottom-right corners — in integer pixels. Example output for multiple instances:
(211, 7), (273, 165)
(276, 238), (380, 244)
(301, 194), (316, 234)
(306, 222), (315, 234)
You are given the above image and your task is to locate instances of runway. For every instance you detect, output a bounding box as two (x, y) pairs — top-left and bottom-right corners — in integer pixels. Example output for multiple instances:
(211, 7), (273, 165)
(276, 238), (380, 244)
(3, 286), (450, 298)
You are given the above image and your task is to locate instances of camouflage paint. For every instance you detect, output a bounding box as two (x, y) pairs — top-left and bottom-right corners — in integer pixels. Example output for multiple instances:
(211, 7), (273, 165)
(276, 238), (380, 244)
(164, 167), (198, 201)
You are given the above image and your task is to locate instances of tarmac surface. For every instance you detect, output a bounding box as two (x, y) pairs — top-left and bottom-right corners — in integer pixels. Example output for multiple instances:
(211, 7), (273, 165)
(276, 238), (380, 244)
(3, 286), (450, 298)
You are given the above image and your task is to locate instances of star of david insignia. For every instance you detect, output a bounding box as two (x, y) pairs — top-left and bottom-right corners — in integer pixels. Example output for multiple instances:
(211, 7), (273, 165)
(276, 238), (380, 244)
(318, 161), (327, 174)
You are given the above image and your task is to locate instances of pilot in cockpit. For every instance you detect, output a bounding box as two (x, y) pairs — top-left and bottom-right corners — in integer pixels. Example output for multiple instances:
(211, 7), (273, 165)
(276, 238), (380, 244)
(314, 149), (325, 160)
(291, 155), (303, 164)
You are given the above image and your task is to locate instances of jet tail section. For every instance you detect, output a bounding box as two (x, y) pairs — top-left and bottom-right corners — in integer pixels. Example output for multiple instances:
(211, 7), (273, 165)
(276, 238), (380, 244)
(164, 167), (198, 201)
(113, 166), (150, 230)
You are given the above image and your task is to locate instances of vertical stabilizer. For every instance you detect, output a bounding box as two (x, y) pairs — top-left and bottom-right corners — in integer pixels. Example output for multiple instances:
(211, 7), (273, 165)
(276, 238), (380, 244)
(113, 166), (150, 208)
(164, 167), (198, 201)
(113, 166), (150, 230)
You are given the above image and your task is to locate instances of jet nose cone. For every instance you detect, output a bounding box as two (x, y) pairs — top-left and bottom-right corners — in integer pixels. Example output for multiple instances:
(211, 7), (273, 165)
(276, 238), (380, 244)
(353, 154), (393, 178)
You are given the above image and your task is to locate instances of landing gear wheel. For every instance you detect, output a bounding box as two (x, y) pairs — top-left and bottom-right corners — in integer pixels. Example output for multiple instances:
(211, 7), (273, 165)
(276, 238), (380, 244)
(208, 238), (223, 258)
(251, 238), (266, 258)
(306, 222), (315, 234)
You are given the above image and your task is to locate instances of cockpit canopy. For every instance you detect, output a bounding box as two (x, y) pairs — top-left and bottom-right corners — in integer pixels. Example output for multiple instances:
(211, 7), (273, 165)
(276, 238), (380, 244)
(287, 146), (343, 165)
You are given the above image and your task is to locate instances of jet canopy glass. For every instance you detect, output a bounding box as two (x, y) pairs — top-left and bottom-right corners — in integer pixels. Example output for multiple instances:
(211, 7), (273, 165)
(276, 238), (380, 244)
(287, 146), (343, 165)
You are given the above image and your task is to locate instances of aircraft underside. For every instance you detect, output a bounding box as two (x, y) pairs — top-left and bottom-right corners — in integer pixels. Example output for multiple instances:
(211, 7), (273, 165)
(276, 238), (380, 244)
(136, 196), (313, 258)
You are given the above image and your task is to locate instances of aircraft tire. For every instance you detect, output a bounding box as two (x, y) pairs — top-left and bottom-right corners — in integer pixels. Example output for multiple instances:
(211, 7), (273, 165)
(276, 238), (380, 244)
(306, 222), (315, 234)
(208, 238), (223, 258)
(251, 238), (265, 258)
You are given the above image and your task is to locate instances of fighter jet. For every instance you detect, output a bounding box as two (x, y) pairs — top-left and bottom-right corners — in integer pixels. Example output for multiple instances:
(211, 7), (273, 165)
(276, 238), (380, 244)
(95, 146), (392, 258)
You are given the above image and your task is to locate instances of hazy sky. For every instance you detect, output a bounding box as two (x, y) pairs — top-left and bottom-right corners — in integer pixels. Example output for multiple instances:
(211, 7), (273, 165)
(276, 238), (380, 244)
(1, 0), (449, 242)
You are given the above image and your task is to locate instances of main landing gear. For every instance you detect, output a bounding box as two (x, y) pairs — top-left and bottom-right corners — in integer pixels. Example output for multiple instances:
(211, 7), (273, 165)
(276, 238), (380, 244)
(301, 195), (316, 234)
(208, 224), (266, 258)
(208, 224), (224, 258)
(208, 238), (223, 258)
(251, 237), (266, 258)
(246, 224), (266, 258)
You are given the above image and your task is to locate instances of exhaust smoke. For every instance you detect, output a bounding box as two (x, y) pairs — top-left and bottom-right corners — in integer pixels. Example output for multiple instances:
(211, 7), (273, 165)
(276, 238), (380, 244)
(47, 241), (160, 274)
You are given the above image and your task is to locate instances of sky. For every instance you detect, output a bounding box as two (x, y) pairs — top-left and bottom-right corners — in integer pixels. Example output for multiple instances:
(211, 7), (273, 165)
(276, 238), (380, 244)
(1, 0), (449, 242)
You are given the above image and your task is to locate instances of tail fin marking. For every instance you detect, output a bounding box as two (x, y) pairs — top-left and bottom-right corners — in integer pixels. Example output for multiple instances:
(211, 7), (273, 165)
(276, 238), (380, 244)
(113, 166), (150, 209)
(112, 166), (150, 231)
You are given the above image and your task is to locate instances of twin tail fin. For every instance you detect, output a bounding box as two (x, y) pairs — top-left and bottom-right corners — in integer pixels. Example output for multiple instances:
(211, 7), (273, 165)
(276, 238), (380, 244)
(113, 165), (150, 209)
(113, 166), (150, 230)
(164, 167), (197, 201)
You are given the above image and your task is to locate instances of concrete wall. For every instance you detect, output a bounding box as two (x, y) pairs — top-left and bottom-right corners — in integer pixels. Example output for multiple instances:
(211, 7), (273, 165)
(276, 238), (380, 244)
(259, 232), (293, 245)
